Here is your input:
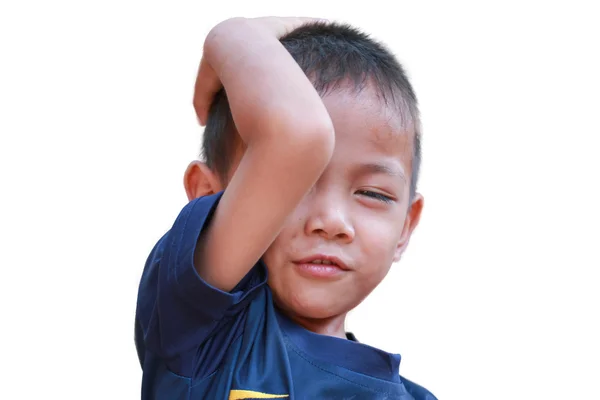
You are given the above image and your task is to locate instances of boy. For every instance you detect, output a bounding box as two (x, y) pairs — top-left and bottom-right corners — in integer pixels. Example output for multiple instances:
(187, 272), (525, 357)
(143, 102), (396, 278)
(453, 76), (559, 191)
(135, 16), (437, 399)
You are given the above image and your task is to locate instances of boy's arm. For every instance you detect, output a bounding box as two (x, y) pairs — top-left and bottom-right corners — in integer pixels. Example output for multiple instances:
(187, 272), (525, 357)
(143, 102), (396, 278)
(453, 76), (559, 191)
(195, 18), (334, 292)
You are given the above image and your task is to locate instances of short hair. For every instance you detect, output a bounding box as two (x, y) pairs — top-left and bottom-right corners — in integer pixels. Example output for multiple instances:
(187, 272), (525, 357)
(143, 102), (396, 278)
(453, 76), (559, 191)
(201, 21), (422, 200)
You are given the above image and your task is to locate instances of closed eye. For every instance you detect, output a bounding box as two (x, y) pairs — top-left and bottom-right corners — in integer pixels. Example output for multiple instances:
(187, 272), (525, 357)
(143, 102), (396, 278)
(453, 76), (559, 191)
(355, 190), (394, 203)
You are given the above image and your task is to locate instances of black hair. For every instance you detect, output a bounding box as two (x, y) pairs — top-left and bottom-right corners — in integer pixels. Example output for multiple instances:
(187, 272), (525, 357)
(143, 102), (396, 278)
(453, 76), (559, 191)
(201, 21), (422, 200)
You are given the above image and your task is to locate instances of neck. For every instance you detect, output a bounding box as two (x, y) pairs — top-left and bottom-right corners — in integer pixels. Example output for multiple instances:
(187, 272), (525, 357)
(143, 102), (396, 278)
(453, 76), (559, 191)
(285, 311), (348, 339)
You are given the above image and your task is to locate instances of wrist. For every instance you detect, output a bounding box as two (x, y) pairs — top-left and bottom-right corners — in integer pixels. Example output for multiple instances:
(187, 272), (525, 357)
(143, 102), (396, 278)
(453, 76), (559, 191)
(203, 16), (323, 75)
(204, 18), (273, 73)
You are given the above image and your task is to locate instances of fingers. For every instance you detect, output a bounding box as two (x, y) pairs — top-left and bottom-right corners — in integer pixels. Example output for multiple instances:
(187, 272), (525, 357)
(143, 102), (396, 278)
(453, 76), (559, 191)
(193, 55), (222, 126)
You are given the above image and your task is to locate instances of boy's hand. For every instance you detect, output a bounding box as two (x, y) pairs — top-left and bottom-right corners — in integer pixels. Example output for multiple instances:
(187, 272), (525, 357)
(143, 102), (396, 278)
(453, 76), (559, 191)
(194, 17), (325, 126)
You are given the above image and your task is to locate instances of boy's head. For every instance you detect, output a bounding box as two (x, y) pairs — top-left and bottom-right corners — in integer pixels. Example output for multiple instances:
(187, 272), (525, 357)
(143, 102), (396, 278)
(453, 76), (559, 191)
(187, 22), (424, 328)
(201, 22), (421, 201)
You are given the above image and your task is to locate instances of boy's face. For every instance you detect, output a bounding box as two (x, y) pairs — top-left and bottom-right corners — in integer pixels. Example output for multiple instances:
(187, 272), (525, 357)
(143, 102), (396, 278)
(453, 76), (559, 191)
(262, 85), (423, 323)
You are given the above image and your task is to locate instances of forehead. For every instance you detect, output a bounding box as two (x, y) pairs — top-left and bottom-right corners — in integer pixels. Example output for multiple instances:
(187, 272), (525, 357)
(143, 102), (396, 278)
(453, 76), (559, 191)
(321, 86), (414, 173)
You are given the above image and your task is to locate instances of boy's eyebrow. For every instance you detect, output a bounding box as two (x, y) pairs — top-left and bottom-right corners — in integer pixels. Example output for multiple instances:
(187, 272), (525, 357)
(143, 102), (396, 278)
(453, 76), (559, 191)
(357, 162), (407, 182)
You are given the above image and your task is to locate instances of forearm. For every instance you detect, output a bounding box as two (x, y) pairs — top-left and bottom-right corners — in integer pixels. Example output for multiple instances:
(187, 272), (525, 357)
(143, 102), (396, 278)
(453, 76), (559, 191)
(203, 18), (332, 145)
(193, 18), (334, 292)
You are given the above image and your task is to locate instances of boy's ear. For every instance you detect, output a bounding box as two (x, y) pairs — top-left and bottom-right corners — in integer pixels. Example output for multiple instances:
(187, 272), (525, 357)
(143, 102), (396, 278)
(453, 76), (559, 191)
(393, 193), (424, 262)
(183, 161), (223, 201)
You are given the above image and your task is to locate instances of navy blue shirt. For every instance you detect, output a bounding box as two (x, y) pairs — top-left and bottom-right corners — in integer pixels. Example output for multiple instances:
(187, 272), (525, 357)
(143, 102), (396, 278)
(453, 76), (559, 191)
(135, 192), (437, 399)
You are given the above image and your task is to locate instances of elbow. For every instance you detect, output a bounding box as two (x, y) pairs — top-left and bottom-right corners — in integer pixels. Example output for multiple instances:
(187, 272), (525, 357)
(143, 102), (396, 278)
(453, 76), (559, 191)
(264, 111), (335, 170)
(292, 118), (335, 168)
(240, 102), (336, 171)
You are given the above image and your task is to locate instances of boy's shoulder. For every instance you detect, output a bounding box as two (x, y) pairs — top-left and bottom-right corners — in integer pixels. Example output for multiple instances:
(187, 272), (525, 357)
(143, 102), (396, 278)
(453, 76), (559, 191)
(400, 375), (439, 400)
(347, 333), (437, 400)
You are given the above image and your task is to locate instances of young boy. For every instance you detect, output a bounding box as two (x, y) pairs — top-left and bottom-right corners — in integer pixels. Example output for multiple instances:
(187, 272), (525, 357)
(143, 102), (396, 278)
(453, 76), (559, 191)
(135, 16), (437, 399)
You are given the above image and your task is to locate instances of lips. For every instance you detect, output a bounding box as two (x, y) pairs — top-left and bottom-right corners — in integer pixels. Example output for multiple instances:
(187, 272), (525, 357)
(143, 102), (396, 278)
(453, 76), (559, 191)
(294, 254), (350, 270)
(293, 254), (351, 279)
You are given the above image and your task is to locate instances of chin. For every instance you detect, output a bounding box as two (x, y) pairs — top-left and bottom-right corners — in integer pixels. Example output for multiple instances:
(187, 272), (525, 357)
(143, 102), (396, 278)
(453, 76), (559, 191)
(289, 302), (337, 320)
(275, 286), (352, 320)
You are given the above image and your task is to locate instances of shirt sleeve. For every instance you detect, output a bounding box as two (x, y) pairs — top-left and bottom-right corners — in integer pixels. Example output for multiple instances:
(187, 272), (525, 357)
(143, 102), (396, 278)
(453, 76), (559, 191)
(138, 192), (267, 360)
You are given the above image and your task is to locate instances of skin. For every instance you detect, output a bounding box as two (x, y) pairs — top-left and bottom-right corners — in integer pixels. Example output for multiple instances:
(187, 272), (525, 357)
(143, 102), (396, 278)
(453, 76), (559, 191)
(186, 17), (424, 339)
(263, 87), (423, 338)
(190, 17), (335, 293)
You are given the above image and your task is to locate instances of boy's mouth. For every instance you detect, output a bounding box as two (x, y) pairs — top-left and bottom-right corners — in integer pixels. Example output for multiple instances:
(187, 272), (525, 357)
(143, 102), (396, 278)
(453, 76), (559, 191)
(293, 254), (351, 279)
(295, 255), (350, 270)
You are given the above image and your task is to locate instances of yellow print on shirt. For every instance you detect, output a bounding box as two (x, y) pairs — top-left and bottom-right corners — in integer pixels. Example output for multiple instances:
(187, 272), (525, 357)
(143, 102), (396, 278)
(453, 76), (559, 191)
(229, 389), (289, 399)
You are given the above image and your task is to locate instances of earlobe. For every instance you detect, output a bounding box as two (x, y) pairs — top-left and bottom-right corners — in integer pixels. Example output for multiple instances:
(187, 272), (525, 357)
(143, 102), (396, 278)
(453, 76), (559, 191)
(183, 161), (222, 201)
(393, 194), (425, 262)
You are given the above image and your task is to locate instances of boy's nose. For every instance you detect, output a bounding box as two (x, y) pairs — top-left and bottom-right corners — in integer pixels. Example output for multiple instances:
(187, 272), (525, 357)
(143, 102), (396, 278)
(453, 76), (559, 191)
(304, 204), (355, 243)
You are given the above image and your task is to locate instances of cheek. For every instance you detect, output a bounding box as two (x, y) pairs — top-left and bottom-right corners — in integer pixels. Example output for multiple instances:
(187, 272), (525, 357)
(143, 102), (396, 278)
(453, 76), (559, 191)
(263, 215), (303, 265)
(277, 204), (310, 241)
(356, 218), (402, 277)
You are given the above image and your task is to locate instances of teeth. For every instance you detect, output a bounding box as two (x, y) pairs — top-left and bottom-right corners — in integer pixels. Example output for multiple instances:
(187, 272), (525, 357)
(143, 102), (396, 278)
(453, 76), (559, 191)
(310, 259), (334, 265)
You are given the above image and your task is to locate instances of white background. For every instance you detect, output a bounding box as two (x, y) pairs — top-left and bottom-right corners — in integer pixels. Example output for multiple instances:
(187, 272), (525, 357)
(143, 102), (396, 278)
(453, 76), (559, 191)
(1, 1), (599, 399)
